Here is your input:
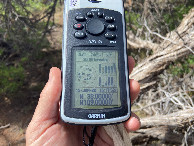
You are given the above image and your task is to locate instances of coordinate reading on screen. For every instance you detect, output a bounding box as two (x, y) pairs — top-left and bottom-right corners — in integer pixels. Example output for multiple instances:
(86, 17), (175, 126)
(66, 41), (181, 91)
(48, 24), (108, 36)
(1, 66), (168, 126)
(72, 50), (121, 109)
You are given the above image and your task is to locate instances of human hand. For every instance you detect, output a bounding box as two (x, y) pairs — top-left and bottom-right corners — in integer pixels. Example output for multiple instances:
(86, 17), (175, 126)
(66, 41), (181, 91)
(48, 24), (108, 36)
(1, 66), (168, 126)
(26, 56), (140, 146)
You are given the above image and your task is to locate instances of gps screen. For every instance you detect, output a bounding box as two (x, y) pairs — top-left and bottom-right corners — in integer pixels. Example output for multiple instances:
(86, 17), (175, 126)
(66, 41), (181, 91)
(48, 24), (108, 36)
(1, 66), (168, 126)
(72, 49), (121, 109)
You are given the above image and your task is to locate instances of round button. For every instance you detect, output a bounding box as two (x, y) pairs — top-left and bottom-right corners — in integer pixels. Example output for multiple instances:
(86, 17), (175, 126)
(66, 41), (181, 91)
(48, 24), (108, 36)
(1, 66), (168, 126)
(87, 12), (94, 18)
(97, 12), (104, 18)
(107, 24), (116, 31)
(105, 32), (116, 40)
(75, 31), (86, 39)
(105, 16), (115, 23)
(86, 19), (105, 35)
(74, 23), (84, 30)
(75, 15), (86, 22)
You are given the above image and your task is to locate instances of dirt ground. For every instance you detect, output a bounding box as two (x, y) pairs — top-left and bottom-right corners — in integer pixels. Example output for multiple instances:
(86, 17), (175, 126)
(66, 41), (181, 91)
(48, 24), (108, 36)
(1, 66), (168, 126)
(0, 7), (63, 145)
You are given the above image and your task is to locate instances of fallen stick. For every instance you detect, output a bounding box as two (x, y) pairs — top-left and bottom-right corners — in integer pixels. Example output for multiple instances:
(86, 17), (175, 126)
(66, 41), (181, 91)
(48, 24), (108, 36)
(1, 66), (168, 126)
(0, 124), (10, 130)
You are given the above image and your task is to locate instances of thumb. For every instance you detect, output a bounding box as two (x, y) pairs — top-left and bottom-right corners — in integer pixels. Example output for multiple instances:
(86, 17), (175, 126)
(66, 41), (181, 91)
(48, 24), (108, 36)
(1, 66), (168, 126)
(31, 67), (62, 123)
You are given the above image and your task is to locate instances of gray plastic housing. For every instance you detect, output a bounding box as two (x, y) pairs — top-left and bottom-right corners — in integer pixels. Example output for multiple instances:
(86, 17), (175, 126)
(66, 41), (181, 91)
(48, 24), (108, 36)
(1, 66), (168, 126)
(60, 0), (130, 125)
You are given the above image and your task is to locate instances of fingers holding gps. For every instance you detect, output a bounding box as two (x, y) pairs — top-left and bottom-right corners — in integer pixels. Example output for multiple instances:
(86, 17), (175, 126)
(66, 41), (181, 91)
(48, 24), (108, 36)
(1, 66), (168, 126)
(125, 80), (141, 132)
(124, 113), (141, 132)
(127, 56), (141, 131)
(128, 56), (140, 102)
(128, 56), (135, 75)
(130, 79), (140, 103)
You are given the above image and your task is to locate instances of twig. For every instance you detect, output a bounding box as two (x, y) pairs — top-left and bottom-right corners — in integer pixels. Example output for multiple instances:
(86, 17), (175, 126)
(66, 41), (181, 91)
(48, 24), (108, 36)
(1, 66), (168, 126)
(182, 125), (194, 146)
(0, 124), (10, 130)
(144, 18), (194, 54)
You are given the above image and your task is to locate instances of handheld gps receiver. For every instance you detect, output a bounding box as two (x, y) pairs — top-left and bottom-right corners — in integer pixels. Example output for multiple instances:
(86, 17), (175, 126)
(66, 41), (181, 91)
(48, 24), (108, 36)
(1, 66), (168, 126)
(60, 0), (130, 125)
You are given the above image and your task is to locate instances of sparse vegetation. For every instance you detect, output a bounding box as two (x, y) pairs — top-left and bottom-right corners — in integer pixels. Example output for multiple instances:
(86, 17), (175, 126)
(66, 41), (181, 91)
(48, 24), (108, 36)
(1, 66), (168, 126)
(0, 0), (58, 98)
(163, 0), (194, 31)
(0, 64), (25, 96)
(0, 0), (193, 145)
(125, 0), (194, 145)
(168, 55), (194, 77)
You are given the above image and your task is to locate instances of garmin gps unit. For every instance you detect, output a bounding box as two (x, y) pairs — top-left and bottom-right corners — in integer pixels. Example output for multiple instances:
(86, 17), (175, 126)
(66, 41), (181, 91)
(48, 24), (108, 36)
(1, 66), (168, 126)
(60, 0), (130, 125)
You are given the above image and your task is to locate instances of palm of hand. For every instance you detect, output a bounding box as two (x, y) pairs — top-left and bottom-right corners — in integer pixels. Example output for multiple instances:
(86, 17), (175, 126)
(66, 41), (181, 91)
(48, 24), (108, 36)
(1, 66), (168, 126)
(27, 121), (115, 146)
(26, 57), (140, 146)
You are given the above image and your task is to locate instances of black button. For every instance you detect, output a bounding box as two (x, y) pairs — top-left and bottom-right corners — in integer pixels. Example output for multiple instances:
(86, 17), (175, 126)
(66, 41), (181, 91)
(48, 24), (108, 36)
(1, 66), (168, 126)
(74, 23), (84, 30)
(75, 31), (86, 39)
(107, 24), (116, 31)
(97, 12), (104, 18)
(105, 32), (116, 40)
(87, 12), (94, 18)
(86, 19), (105, 35)
(105, 16), (115, 23)
(75, 15), (86, 22)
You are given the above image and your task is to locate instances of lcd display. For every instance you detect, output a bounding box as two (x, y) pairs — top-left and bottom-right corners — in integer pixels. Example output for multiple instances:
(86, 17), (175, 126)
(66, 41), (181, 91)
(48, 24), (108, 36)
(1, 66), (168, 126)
(72, 50), (121, 109)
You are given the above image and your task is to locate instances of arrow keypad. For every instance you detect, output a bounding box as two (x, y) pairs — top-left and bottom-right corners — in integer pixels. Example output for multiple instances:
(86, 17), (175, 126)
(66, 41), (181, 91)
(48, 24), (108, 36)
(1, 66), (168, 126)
(73, 10), (117, 40)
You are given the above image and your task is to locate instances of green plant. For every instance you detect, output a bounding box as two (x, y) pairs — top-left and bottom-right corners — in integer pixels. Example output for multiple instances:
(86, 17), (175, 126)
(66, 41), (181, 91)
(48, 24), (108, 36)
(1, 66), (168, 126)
(21, 57), (29, 63)
(0, 48), (4, 56)
(168, 55), (194, 77)
(0, 64), (25, 96)
(163, 1), (194, 31)
(0, 0), (56, 54)
(125, 11), (141, 31)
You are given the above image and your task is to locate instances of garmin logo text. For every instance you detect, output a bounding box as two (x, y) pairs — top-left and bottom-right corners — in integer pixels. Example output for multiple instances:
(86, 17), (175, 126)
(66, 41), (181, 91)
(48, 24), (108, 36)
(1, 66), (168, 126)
(88, 0), (102, 3)
(88, 114), (106, 119)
